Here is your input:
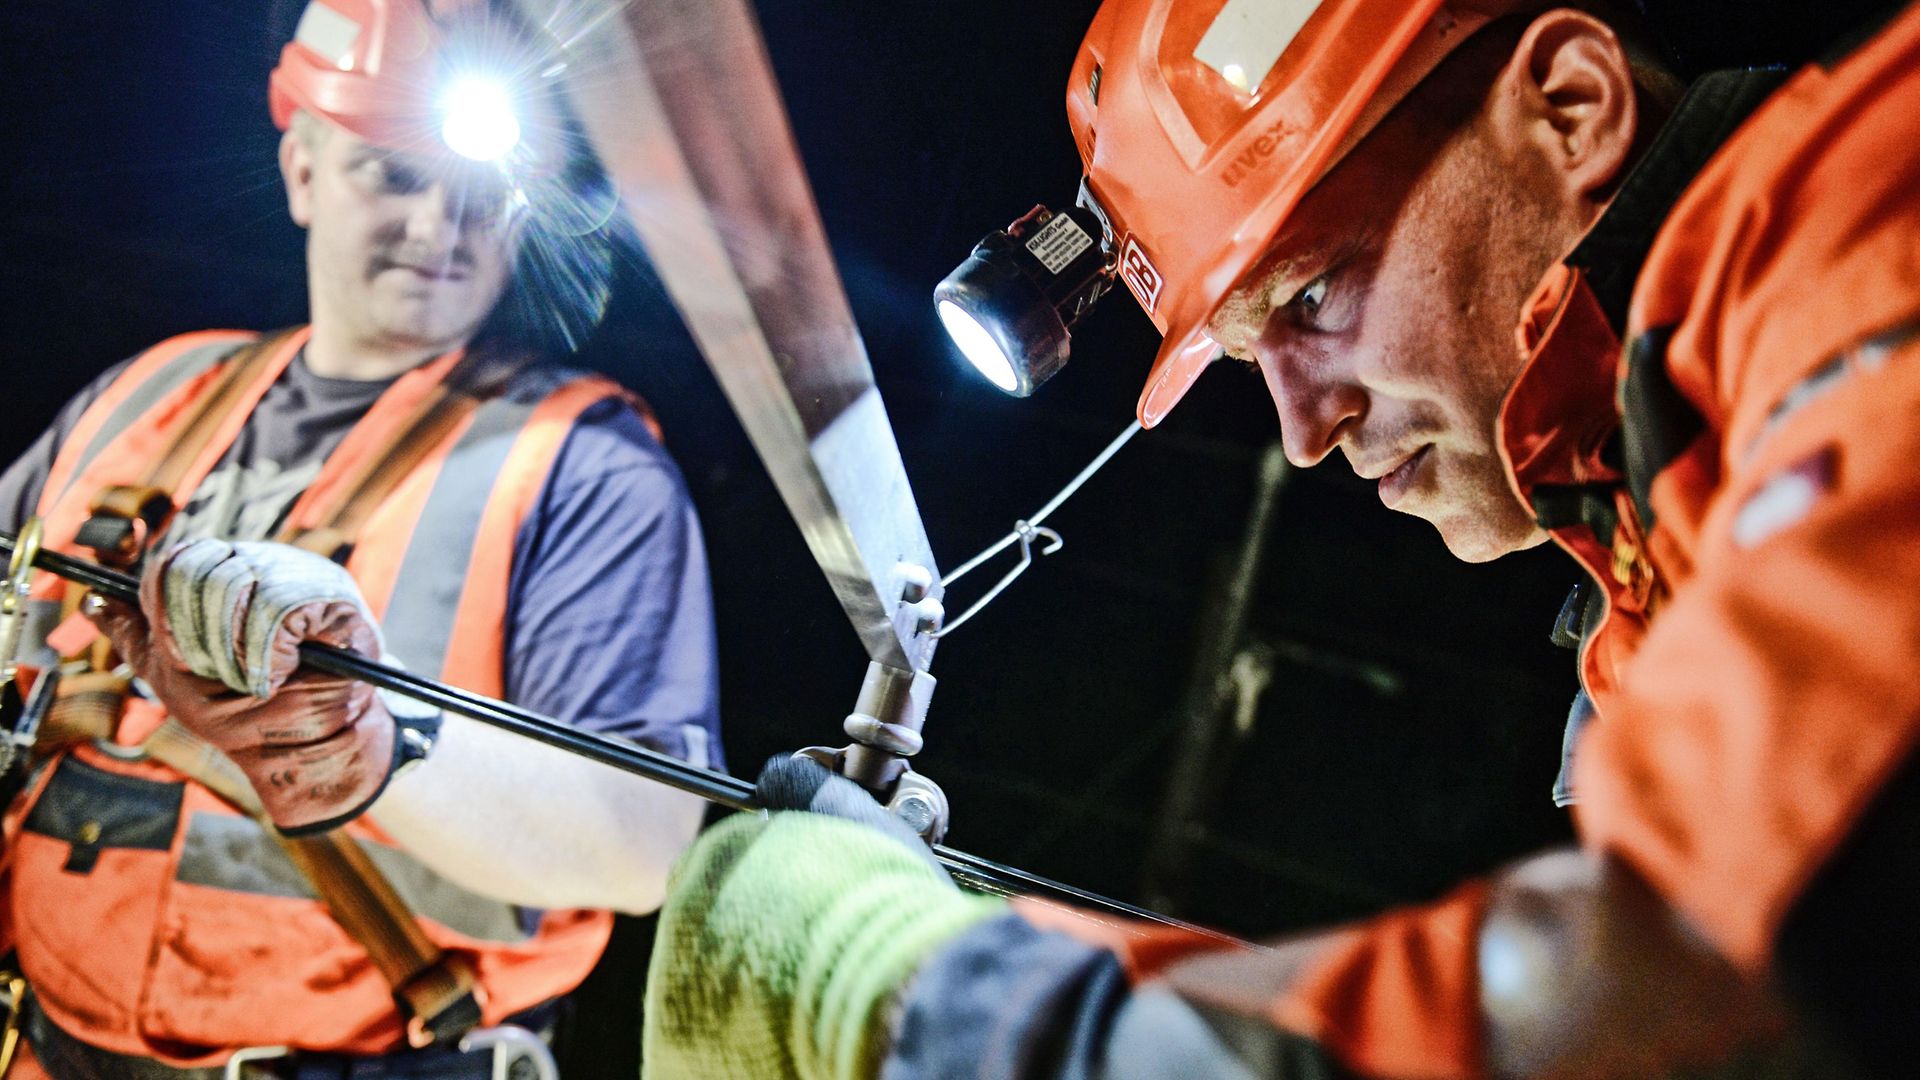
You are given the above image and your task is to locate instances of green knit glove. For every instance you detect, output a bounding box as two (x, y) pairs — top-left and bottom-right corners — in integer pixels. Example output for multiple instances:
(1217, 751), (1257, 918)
(643, 810), (1004, 1080)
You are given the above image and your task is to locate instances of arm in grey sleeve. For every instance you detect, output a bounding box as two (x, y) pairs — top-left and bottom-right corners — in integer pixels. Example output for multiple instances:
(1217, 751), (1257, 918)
(885, 914), (1361, 1080)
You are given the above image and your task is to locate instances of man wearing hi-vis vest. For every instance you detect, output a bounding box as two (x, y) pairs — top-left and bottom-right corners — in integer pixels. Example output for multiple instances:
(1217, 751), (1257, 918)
(0, 0), (721, 1076)
(640, 1), (1920, 1078)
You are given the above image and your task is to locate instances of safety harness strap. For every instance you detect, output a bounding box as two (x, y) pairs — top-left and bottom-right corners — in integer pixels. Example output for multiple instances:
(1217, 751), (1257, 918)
(1618, 326), (1705, 532)
(53, 333), (529, 1047)
(75, 330), (301, 568)
(135, 717), (483, 1044)
(280, 348), (527, 561)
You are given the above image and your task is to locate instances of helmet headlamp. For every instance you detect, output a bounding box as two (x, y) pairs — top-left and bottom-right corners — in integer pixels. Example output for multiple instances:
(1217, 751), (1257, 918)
(934, 200), (1114, 398)
(439, 74), (523, 162)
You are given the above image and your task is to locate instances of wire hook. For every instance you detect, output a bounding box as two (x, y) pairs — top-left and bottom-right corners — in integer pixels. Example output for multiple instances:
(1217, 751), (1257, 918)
(928, 520), (1062, 639)
(929, 420), (1139, 642)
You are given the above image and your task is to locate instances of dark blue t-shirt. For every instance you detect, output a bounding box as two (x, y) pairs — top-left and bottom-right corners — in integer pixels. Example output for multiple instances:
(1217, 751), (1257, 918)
(0, 349), (722, 771)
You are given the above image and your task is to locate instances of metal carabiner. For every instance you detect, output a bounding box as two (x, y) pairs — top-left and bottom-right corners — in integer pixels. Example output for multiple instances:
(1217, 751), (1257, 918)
(0, 517), (43, 694)
(221, 1045), (291, 1080)
(458, 1024), (558, 1080)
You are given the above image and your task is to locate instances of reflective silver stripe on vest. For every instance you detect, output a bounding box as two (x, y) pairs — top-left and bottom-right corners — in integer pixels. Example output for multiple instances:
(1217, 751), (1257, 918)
(1744, 319), (1920, 463)
(176, 812), (530, 943)
(381, 366), (592, 678)
(59, 339), (249, 504)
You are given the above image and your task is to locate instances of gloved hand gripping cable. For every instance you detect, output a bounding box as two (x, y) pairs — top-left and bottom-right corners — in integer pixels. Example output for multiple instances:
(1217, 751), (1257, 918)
(0, 527), (1240, 945)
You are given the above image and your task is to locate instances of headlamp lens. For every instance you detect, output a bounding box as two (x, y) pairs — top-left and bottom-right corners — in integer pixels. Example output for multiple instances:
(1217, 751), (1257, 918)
(934, 202), (1113, 398)
(938, 300), (1020, 392)
(441, 76), (522, 162)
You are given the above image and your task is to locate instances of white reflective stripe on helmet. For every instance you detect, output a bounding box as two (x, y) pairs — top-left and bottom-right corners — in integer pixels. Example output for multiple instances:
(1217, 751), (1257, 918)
(1194, 0), (1328, 93)
(294, 2), (363, 70)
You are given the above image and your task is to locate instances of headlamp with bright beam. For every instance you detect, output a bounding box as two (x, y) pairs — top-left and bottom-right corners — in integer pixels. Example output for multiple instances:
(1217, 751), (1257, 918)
(440, 74), (523, 162)
(934, 201), (1113, 397)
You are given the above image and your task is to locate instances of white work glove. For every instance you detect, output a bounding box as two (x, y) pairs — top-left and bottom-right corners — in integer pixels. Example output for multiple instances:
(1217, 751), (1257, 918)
(91, 539), (406, 834)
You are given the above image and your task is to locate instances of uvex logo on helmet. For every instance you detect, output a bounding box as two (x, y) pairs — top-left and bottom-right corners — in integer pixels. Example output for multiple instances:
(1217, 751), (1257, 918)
(1221, 117), (1294, 188)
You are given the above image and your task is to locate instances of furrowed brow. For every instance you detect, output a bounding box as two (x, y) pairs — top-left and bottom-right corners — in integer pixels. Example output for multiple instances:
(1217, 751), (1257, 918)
(1208, 245), (1314, 356)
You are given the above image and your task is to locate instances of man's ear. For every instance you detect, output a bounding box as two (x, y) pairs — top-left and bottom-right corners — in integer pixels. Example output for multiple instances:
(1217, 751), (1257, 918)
(280, 129), (316, 228)
(1490, 10), (1638, 213)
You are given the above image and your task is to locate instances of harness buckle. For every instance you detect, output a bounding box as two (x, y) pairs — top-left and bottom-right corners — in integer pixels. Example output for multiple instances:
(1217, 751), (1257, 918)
(222, 1044), (292, 1080)
(77, 486), (174, 568)
(457, 1025), (558, 1080)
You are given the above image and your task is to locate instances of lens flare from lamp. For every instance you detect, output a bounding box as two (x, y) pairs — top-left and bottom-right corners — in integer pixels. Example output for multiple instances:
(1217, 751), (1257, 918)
(441, 76), (522, 162)
(939, 300), (1019, 392)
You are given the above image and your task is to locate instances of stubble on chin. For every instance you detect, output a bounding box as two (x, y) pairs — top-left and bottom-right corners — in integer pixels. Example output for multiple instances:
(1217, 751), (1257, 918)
(1418, 450), (1545, 562)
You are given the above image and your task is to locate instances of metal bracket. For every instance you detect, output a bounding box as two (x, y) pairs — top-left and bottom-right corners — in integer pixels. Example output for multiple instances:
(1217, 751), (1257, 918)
(886, 769), (949, 844)
(798, 648), (949, 843)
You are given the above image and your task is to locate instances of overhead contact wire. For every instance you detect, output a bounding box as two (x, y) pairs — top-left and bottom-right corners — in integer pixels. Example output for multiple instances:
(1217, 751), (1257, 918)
(0, 530), (1240, 947)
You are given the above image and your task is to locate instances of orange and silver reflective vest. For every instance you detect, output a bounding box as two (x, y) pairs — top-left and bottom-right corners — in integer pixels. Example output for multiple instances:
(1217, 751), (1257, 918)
(2, 326), (634, 1063)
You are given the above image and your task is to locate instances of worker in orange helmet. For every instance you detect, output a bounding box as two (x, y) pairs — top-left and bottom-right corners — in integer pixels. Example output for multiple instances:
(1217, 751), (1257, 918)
(644, 0), (1920, 1077)
(0, 0), (721, 1076)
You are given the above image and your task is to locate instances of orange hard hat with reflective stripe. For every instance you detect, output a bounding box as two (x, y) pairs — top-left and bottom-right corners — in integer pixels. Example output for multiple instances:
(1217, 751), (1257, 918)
(269, 0), (483, 150)
(1068, 0), (1531, 426)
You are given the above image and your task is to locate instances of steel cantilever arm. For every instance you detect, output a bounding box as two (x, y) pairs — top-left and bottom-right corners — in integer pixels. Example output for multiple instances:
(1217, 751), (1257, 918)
(0, 530), (1239, 946)
(525, 0), (943, 676)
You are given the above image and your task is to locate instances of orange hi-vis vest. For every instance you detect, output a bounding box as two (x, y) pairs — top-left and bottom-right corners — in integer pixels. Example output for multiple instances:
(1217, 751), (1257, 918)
(3, 326), (639, 1064)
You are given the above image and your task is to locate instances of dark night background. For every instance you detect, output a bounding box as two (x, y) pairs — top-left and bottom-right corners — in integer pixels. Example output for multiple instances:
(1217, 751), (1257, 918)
(5, 0), (1872, 1073)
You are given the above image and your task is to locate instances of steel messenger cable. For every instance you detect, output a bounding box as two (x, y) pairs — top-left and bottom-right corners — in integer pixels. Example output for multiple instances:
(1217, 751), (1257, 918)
(0, 528), (1247, 950)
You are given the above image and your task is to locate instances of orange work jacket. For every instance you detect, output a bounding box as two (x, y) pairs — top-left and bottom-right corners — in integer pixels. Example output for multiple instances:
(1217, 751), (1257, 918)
(2, 326), (641, 1064)
(1029, 6), (1920, 1077)
(1509, 0), (1920, 974)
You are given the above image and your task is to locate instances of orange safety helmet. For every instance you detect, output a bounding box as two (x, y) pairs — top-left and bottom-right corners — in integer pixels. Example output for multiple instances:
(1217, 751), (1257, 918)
(1069, 0), (1535, 426)
(269, 0), (486, 150)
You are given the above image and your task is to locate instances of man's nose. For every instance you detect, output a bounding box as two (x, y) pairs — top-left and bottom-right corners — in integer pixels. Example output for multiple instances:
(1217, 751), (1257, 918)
(1258, 353), (1364, 468)
(401, 183), (462, 248)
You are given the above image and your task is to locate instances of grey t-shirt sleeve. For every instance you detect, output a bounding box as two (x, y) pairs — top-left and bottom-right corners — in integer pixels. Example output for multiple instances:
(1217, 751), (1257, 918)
(0, 360), (134, 533)
(502, 398), (723, 770)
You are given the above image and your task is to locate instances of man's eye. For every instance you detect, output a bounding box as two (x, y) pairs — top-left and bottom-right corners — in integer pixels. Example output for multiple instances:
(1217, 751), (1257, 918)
(380, 161), (431, 194)
(1292, 275), (1329, 314)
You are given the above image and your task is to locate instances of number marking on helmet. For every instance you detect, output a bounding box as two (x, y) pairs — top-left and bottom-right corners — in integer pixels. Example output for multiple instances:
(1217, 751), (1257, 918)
(1120, 237), (1165, 313)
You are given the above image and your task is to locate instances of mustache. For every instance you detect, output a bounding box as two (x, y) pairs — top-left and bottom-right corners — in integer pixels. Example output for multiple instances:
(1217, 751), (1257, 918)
(373, 246), (478, 274)
(1343, 424), (1441, 460)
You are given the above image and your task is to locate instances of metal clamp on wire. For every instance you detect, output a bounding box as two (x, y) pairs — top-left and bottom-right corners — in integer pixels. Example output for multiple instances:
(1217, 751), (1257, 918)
(0, 514), (62, 798)
(796, 421), (1142, 842)
(798, 658), (949, 844)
